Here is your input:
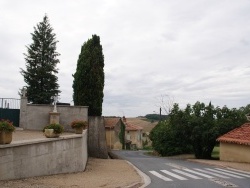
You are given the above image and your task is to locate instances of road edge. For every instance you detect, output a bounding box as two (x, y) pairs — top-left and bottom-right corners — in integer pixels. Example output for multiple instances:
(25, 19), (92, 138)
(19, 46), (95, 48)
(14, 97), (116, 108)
(126, 160), (151, 188)
(108, 151), (151, 188)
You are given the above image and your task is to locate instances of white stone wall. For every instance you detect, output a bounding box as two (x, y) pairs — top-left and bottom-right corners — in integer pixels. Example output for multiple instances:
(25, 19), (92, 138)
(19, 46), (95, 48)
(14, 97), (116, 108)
(0, 131), (88, 180)
(20, 97), (88, 131)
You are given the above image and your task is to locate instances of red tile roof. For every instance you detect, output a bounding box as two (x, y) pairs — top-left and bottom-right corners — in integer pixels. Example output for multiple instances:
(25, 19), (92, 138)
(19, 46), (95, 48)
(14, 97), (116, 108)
(122, 116), (143, 131)
(125, 123), (143, 131)
(217, 123), (250, 145)
(104, 117), (121, 128)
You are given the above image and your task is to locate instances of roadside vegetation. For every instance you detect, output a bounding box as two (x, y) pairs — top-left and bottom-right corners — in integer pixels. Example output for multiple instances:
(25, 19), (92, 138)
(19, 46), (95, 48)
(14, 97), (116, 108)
(149, 102), (250, 159)
(211, 146), (220, 159)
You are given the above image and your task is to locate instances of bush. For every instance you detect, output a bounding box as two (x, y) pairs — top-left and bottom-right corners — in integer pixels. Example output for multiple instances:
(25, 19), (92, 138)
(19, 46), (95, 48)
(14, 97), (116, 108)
(149, 121), (191, 156)
(0, 119), (15, 132)
(43, 123), (64, 134)
(70, 120), (87, 129)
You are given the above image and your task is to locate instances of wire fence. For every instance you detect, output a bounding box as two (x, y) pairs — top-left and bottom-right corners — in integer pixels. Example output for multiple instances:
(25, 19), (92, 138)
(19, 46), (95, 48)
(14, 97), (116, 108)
(0, 98), (20, 109)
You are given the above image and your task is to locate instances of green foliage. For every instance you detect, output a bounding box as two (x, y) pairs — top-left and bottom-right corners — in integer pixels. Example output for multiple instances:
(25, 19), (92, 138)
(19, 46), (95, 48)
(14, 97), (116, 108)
(21, 15), (60, 104)
(119, 120), (125, 149)
(43, 123), (64, 134)
(149, 120), (192, 156)
(72, 34), (105, 116)
(70, 120), (87, 129)
(145, 114), (168, 121)
(211, 146), (220, 159)
(0, 119), (15, 132)
(150, 101), (248, 159)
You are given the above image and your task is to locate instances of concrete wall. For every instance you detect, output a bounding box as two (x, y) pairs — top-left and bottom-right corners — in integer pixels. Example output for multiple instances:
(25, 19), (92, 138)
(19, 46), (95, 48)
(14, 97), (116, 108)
(88, 116), (108, 159)
(20, 97), (88, 131)
(0, 131), (88, 180)
(220, 142), (250, 163)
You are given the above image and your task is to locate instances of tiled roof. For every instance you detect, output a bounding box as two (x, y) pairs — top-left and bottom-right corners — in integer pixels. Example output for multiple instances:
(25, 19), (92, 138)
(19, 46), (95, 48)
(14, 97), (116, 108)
(217, 123), (250, 145)
(126, 117), (158, 133)
(104, 117), (121, 128)
(125, 123), (143, 131)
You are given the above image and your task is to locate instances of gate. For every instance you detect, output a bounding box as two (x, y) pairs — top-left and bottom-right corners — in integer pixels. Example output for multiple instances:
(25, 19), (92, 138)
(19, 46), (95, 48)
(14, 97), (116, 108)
(0, 98), (20, 127)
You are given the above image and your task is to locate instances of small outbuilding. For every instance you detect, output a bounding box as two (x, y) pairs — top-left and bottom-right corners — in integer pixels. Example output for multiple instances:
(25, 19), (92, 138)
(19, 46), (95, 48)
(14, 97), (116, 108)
(104, 117), (123, 150)
(217, 123), (250, 163)
(123, 117), (143, 149)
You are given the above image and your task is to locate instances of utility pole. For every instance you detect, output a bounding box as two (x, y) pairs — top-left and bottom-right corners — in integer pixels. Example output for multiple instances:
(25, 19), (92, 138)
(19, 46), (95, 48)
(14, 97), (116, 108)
(160, 107), (162, 121)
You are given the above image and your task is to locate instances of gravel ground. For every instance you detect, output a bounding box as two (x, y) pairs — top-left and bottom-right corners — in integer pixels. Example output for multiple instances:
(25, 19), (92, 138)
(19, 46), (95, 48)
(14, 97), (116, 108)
(0, 130), (142, 188)
(0, 158), (142, 188)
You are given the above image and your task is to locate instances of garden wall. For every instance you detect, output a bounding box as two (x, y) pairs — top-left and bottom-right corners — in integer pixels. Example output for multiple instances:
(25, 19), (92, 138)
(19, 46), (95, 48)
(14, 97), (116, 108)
(88, 116), (108, 159)
(0, 130), (88, 180)
(19, 97), (88, 131)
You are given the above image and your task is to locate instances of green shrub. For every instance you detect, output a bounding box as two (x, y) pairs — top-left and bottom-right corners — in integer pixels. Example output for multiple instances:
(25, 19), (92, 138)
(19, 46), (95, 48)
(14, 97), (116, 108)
(43, 123), (64, 134)
(70, 120), (87, 129)
(0, 119), (15, 132)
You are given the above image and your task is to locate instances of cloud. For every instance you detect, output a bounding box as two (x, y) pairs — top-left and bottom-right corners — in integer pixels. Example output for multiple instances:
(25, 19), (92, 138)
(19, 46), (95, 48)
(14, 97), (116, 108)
(1, 0), (250, 117)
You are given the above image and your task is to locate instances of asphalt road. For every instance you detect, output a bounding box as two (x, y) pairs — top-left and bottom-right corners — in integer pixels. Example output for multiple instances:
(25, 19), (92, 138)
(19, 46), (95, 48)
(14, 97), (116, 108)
(112, 150), (250, 188)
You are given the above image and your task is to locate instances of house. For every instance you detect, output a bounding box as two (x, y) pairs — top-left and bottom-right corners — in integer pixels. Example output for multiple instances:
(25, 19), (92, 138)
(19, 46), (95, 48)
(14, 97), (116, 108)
(104, 117), (123, 150)
(123, 117), (143, 150)
(217, 123), (250, 163)
(125, 117), (158, 147)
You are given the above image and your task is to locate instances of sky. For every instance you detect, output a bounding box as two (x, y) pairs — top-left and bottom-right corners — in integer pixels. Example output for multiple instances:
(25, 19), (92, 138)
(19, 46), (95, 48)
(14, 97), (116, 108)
(0, 0), (250, 117)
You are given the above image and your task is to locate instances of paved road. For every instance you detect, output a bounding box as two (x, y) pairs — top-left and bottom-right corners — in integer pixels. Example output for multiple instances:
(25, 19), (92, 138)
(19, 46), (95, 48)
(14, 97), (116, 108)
(112, 150), (250, 188)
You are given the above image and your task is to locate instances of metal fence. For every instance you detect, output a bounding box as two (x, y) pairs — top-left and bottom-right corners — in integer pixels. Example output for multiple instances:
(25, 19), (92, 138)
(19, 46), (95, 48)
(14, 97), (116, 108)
(0, 98), (20, 109)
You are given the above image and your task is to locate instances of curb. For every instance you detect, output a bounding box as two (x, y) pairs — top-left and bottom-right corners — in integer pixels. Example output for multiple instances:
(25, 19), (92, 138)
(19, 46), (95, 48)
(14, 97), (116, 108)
(126, 161), (151, 188)
(109, 151), (151, 188)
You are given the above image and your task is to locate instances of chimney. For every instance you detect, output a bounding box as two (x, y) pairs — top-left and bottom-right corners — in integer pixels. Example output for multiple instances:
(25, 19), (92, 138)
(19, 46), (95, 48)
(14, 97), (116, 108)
(122, 116), (126, 122)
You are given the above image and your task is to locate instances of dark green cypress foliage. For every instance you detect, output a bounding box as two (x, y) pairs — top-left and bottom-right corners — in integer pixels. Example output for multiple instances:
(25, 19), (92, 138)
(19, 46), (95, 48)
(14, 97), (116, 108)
(72, 35), (105, 116)
(21, 15), (60, 104)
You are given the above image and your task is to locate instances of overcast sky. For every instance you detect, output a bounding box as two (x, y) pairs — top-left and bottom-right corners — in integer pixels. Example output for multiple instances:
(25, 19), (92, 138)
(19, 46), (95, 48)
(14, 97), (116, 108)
(1, 0), (250, 117)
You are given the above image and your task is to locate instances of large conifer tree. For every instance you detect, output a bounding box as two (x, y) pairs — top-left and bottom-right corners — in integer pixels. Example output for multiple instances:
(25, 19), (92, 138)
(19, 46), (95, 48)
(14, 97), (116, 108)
(21, 15), (60, 104)
(72, 35), (105, 116)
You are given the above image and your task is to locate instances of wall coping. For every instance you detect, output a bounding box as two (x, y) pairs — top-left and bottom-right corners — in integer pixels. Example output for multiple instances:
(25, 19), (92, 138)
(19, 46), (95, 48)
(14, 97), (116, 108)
(0, 133), (85, 149)
(26, 104), (88, 108)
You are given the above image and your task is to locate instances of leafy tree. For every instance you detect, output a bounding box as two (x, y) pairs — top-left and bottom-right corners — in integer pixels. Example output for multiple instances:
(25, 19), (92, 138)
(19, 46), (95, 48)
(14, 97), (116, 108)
(21, 15), (60, 104)
(187, 102), (245, 159)
(145, 114), (168, 121)
(189, 102), (218, 159)
(72, 35), (104, 116)
(150, 104), (193, 156)
(150, 101), (247, 159)
(119, 121), (126, 149)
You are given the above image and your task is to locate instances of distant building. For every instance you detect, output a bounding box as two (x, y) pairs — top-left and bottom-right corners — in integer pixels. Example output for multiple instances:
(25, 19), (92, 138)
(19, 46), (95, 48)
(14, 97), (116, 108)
(104, 116), (151, 150)
(104, 117), (123, 150)
(123, 116), (143, 150)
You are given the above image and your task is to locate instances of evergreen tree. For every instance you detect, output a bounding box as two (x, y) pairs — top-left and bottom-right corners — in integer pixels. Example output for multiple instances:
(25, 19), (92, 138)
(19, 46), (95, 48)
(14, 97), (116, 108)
(21, 15), (60, 104)
(72, 35), (105, 116)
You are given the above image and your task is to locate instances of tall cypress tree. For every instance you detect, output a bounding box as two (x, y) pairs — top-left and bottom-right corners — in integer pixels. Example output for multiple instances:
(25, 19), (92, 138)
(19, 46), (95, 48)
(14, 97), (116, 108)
(21, 15), (60, 104)
(72, 34), (105, 116)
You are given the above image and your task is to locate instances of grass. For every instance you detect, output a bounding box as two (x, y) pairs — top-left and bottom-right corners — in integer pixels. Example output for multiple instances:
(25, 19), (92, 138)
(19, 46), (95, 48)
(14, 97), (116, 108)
(211, 146), (220, 159)
(144, 146), (220, 160)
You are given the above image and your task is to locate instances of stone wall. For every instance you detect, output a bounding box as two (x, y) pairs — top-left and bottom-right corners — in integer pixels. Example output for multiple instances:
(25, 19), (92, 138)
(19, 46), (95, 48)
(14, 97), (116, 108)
(0, 131), (88, 180)
(19, 97), (88, 131)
